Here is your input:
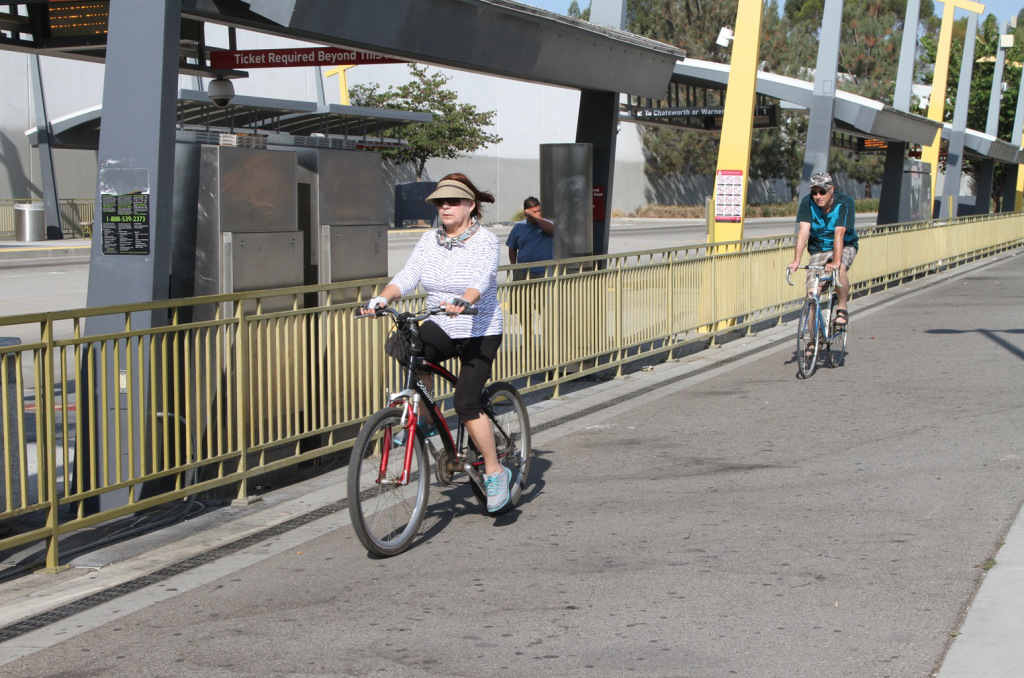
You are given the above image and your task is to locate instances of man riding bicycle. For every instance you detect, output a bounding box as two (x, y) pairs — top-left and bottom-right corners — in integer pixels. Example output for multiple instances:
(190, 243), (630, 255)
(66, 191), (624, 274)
(788, 171), (859, 327)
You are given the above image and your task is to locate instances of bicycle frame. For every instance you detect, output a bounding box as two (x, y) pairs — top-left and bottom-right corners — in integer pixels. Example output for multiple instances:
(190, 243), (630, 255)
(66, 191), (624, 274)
(788, 265), (837, 340)
(386, 358), (461, 475)
(364, 306), (488, 490)
(809, 271), (836, 339)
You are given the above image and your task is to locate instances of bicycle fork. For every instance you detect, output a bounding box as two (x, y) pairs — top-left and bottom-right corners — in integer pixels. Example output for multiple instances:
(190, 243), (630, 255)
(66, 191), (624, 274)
(378, 391), (422, 487)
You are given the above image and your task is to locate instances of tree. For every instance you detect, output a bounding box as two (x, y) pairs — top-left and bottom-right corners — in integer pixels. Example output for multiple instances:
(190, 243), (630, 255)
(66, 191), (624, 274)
(349, 64), (502, 180)
(630, 0), (948, 202)
(630, 0), (803, 200)
(568, 1), (590, 20)
(925, 13), (1024, 209)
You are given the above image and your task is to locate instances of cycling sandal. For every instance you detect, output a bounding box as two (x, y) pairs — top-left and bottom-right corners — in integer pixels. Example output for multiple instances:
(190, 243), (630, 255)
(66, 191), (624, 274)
(834, 309), (849, 326)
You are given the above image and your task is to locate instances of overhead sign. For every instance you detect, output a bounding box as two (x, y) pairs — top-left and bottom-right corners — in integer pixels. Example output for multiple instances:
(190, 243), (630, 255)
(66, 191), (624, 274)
(209, 47), (403, 70)
(858, 138), (888, 153)
(632, 105), (776, 120)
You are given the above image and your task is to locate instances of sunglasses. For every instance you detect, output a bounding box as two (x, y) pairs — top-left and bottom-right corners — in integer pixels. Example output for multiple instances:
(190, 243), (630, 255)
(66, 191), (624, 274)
(433, 197), (466, 207)
(811, 188), (830, 196)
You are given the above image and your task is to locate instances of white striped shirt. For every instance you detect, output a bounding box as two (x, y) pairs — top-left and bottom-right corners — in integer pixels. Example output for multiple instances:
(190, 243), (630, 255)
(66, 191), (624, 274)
(389, 226), (504, 338)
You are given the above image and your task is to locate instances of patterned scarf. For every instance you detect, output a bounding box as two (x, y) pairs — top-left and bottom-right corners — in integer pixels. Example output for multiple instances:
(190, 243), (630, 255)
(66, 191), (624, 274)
(435, 220), (480, 250)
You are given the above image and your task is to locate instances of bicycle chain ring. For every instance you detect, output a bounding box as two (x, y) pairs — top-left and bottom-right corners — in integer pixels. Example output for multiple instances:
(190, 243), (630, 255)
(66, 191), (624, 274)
(435, 448), (456, 485)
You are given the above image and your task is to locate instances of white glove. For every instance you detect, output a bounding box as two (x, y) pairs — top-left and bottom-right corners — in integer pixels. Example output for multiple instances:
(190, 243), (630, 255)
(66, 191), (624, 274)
(366, 296), (388, 310)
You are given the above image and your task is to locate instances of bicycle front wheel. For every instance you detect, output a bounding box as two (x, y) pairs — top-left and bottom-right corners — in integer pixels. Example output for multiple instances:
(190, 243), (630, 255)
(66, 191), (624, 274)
(827, 295), (848, 367)
(796, 298), (819, 378)
(347, 407), (430, 557)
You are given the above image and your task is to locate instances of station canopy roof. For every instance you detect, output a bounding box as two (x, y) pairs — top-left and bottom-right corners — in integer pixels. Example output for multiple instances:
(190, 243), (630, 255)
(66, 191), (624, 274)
(627, 57), (1024, 164)
(8, 0), (685, 152)
(26, 90), (433, 151)
(0, 0), (685, 99)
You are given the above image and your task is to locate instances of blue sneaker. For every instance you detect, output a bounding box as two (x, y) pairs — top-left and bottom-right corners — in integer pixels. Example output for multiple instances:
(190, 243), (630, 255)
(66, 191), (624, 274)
(483, 466), (512, 513)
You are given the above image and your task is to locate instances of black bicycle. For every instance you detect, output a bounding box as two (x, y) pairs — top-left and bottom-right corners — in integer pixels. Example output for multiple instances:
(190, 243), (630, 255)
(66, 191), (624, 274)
(348, 305), (532, 556)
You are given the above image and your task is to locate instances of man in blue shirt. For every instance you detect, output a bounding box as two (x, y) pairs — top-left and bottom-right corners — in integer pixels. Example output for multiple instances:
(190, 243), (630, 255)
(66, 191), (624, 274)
(788, 172), (859, 326)
(506, 196), (555, 281)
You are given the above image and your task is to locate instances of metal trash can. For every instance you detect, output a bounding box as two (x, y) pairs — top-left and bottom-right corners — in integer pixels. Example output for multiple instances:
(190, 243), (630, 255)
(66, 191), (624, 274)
(14, 203), (46, 241)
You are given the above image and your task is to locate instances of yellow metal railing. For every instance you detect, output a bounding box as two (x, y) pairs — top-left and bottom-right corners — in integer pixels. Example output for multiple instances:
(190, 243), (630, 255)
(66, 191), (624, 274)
(1, 212), (1022, 569)
(0, 199), (94, 240)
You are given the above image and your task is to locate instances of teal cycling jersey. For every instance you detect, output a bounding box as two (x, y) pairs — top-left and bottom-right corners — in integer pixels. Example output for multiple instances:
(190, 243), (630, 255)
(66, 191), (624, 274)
(796, 191), (859, 253)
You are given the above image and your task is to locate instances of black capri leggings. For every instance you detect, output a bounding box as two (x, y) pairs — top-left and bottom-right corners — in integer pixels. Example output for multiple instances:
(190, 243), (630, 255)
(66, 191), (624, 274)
(391, 321), (502, 420)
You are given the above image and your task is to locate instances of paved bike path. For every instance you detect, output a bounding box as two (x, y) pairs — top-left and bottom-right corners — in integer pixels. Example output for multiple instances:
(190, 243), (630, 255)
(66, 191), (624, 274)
(0, 250), (1021, 676)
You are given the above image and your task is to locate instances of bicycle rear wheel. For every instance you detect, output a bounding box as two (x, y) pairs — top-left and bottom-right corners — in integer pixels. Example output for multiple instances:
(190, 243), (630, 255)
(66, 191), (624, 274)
(827, 295), (848, 367)
(466, 382), (532, 513)
(796, 298), (819, 378)
(347, 407), (430, 557)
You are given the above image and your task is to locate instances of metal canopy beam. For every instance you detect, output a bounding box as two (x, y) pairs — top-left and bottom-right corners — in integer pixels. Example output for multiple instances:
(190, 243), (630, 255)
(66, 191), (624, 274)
(672, 58), (944, 148)
(179, 0), (682, 99)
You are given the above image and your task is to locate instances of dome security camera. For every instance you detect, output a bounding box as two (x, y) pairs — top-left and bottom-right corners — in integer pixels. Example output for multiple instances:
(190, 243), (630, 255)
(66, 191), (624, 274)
(207, 77), (235, 107)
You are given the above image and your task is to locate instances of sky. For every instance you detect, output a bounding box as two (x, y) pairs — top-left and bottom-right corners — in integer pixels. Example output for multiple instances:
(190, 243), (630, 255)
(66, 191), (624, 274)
(520, 0), (575, 14)
(518, 0), (1024, 24)
(977, 0), (1024, 23)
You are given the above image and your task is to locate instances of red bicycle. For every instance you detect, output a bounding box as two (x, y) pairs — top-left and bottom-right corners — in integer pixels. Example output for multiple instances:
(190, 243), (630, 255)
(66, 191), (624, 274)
(348, 305), (532, 556)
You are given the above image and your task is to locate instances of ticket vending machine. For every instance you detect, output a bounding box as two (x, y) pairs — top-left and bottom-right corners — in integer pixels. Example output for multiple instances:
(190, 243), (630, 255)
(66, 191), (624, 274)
(297, 148), (388, 306)
(88, 143), (388, 510)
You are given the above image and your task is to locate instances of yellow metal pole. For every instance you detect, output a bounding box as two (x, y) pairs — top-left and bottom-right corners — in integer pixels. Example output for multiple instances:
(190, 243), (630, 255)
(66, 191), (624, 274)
(1017, 161), (1024, 211)
(920, 0), (985, 206)
(710, 0), (764, 246)
(324, 65), (355, 106)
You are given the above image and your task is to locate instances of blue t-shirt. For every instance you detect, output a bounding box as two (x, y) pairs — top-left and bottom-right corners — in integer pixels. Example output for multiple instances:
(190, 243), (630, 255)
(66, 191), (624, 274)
(505, 219), (554, 275)
(796, 191), (859, 253)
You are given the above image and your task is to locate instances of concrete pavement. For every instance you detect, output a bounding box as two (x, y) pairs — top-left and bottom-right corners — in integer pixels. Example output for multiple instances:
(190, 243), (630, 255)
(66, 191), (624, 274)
(0, 241), (1021, 676)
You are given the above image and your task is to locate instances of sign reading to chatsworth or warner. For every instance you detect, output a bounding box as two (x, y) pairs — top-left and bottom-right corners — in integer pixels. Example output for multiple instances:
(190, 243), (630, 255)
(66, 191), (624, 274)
(632, 105), (776, 120)
(209, 47), (403, 70)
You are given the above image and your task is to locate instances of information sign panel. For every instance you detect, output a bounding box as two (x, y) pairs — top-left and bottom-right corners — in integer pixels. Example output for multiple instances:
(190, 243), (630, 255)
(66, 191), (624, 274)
(101, 192), (150, 255)
(714, 170), (744, 222)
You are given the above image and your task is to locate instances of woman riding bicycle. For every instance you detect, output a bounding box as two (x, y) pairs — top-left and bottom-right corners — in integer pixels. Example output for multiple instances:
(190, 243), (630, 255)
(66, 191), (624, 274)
(361, 173), (511, 513)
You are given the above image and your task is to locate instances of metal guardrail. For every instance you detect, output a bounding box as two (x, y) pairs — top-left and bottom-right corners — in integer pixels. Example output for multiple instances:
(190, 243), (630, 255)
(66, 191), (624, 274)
(1, 212), (1022, 570)
(0, 199), (94, 240)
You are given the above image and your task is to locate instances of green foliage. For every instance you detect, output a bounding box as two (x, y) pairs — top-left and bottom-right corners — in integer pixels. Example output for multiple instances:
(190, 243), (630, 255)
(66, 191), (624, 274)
(568, 1), (590, 20)
(918, 12), (1024, 208)
(349, 64), (502, 180)
(630, 0), (804, 195)
(627, 0), (961, 200)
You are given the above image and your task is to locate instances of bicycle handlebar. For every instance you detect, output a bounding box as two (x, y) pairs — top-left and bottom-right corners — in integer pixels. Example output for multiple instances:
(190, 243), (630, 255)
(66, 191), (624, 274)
(355, 304), (479, 322)
(782, 266), (831, 286)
